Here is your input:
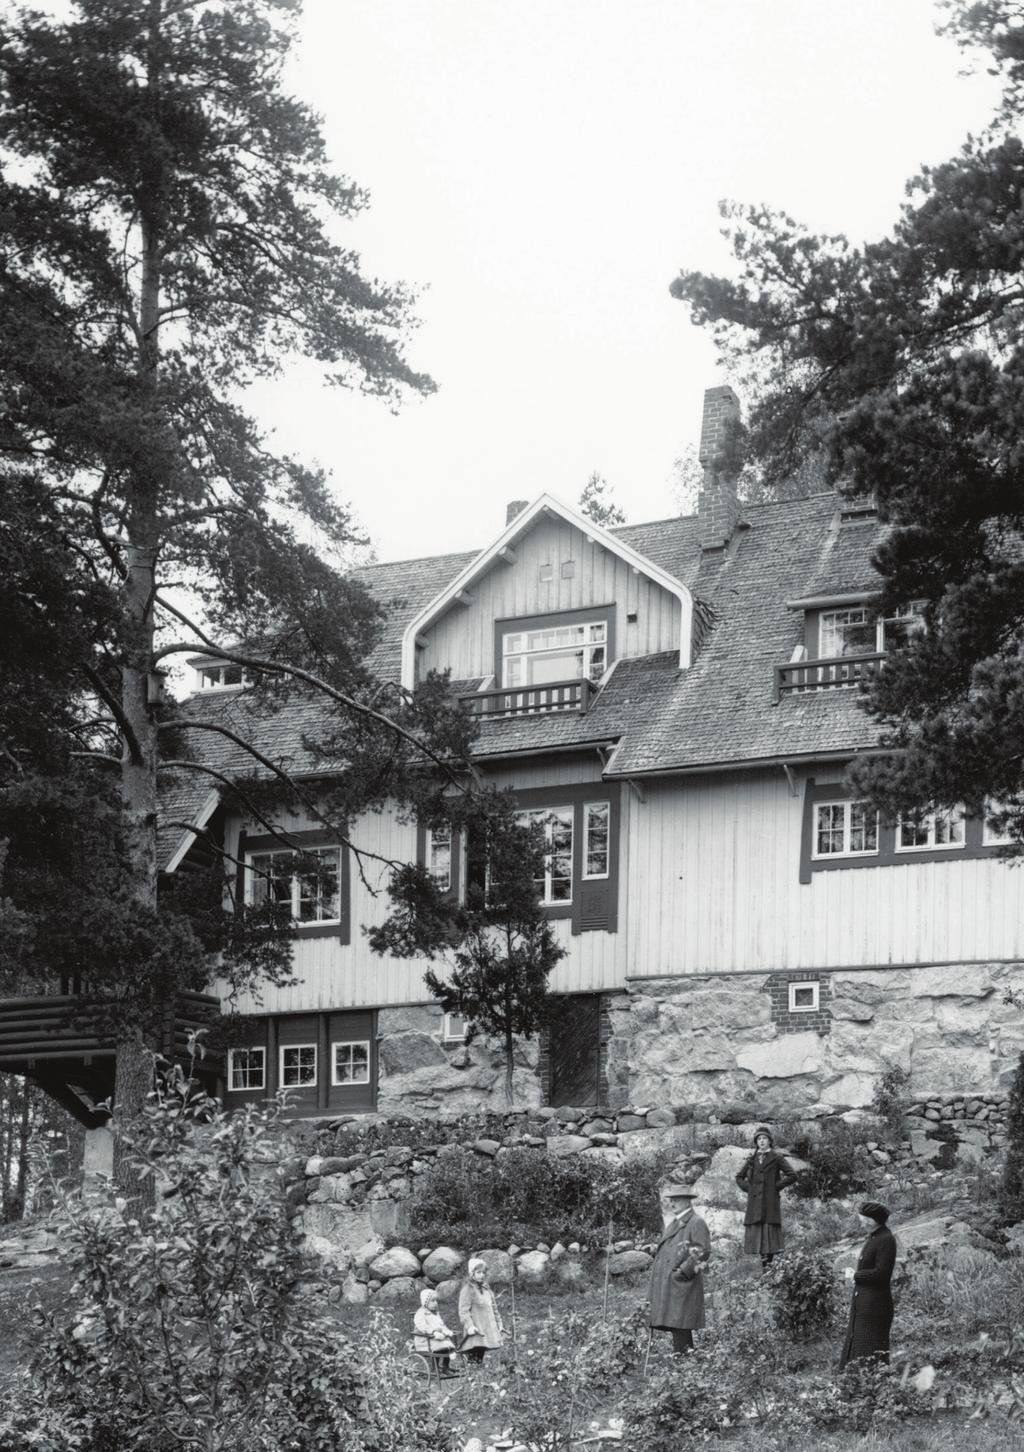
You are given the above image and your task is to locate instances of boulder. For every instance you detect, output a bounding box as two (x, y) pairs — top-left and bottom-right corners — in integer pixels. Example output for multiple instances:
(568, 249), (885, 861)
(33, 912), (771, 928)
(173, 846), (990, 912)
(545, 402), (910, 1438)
(608, 1249), (652, 1277)
(374, 1276), (421, 1301)
(735, 1032), (825, 1080)
(471, 1248), (513, 1285)
(646, 1108), (676, 1128)
(368, 1246), (421, 1281)
(547, 1134), (592, 1158)
(700, 1207), (746, 1247)
(515, 1251), (551, 1285)
(341, 1274), (369, 1305)
(378, 1033), (449, 1075)
(616, 1113), (647, 1132)
(352, 1235), (385, 1269)
(581, 1118), (614, 1136)
(422, 1246), (464, 1283)
(910, 965), (993, 999)
(303, 1235), (354, 1272)
(472, 1139), (501, 1157)
(434, 1277), (462, 1300)
(301, 1203), (375, 1250)
(693, 1146), (749, 1209)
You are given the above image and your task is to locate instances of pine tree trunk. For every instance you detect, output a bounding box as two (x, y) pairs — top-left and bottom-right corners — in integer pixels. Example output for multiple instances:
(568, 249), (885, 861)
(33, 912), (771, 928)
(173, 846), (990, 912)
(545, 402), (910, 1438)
(13, 1089), (30, 1220)
(112, 0), (167, 1198)
(504, 1026), (515, 1106)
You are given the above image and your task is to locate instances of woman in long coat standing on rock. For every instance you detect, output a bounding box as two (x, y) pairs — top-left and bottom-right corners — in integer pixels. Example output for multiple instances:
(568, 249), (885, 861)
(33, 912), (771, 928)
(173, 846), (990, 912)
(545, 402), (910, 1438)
(839, 1202), (897, 1371)
(648, 1182), (712, 1356)
(735, 1126), (799, 1268)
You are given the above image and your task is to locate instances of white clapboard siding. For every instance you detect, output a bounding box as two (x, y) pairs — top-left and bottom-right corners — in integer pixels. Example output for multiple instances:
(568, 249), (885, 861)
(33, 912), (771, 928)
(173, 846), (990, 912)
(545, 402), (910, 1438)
(627, 770), (1024, 976)
(420, 517), (681, 681)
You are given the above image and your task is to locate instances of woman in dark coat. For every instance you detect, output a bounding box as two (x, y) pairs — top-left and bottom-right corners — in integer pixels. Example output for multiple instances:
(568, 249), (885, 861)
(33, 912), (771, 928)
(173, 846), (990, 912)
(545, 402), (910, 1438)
(648, 1182), (712, 1356)
(735, 1125), (799, 1268)
(838, 1202), (897, 1371)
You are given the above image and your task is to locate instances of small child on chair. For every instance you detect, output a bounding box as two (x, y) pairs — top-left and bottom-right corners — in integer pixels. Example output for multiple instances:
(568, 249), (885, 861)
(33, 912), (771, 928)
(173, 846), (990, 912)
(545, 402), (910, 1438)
(413, 1287), (457, 1378)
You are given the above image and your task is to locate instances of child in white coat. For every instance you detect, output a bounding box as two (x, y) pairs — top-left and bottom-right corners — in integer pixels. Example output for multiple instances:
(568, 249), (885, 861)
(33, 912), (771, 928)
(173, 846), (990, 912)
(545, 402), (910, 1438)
(413, 1287), (458, 1378)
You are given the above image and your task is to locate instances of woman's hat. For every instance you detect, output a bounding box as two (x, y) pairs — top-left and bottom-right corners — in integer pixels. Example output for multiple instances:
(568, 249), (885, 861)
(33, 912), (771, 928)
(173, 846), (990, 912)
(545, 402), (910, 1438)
(752, 1125), (774, 1145)
(661, 1181), (698, 1200)
(420, 1287), (437, 1306)
(859, 1201), (890, 1224)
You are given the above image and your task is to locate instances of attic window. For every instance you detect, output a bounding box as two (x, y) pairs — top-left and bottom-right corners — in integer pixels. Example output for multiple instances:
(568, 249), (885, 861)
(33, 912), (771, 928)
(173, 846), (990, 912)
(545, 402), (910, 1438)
(194, 662), (248, 692)
(539, 563), (554, 582)
(502, 620), (607, 688)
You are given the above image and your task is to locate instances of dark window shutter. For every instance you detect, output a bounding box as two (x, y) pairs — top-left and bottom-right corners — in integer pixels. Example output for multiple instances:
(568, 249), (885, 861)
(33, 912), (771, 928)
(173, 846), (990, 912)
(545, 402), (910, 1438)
(338, 845), (351, 945)
(235, 829), (248, 913)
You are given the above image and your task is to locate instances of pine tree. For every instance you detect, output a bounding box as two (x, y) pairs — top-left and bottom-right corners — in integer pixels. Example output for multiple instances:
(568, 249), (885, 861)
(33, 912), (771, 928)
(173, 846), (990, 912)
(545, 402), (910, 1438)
(668, 0), (1024, 842)
(579, 472), (626, 527)
(0, 0), (471, 1179)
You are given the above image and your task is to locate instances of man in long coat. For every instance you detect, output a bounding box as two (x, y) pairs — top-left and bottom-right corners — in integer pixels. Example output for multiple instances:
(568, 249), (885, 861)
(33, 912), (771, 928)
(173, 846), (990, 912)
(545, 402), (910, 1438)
(648, 1181), (712, 1355)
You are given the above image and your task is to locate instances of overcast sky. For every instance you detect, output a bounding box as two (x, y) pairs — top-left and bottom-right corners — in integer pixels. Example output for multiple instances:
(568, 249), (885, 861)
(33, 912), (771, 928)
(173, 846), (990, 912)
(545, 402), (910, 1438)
(246, 0), (999, 564)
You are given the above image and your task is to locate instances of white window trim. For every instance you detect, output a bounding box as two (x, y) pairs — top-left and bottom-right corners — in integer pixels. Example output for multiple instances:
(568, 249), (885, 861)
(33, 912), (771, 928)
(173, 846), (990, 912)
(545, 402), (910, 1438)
(330, 1040), (371, 1087)
(894, 807), (966, 853)
(226, 1046), (266, 1092)
(192, 663), (251, 694)
(788, 981), (820, 1013)
(501, 619), (608, 689)
(442, 1012), (468, 1042)
(983, 799), (1016, 847)
(810, 800), (879, 860)
(246, 847), (342, 927)
(426, 825), (453, 894)
(818, 602), (926, 658)
(520, 806), (574, 905)
(279, 1043), (317, 1089)
(582, 801), (611, 880)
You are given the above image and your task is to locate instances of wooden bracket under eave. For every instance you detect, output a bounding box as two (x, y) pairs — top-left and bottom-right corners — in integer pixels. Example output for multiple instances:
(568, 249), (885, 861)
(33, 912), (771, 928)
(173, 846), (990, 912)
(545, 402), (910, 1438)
(454, 589), (475, 607)
(626, 778), (646, 804)
(497, 546), (517, 565)
(782, 763), (799, 797)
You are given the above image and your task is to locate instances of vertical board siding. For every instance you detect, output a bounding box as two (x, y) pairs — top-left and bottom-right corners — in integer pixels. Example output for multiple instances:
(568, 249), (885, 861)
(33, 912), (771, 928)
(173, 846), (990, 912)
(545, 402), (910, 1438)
(421, 518), (681, 681)
(221, 789), (626, 1016)
(627, 771), (1024, 975)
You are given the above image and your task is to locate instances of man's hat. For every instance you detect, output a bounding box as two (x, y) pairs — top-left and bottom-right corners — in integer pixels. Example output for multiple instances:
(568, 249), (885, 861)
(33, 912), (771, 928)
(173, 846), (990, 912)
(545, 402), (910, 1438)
(661, 1181), (698, 1200)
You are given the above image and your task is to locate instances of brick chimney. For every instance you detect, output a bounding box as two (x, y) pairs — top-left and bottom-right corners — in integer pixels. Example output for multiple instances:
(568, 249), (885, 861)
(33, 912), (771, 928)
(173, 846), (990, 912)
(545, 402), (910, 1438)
(506, 499), (529, 526)
(697, 384), (741, 551)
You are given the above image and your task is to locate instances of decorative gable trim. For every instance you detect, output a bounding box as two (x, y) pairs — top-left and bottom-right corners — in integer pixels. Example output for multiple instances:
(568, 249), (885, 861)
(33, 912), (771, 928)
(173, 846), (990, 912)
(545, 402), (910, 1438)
(399, 493), (694, 689)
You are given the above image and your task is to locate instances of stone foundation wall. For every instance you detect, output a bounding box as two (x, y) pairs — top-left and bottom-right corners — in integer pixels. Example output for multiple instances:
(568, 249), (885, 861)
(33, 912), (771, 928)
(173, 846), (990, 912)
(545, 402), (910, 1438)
(376, 1005), (541, 1114)
(609, 962), (1024, 1118)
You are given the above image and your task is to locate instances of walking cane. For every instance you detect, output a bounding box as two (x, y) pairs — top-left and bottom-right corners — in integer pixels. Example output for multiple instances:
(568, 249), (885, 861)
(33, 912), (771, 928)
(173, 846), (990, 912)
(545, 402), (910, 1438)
(509, 1258), (519, 1371)
(642, 1323), (653, 1378)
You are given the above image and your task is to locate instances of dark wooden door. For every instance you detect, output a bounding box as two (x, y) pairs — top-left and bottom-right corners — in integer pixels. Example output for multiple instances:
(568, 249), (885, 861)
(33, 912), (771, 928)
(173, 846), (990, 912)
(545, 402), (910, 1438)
(548, 994), (602, 1107)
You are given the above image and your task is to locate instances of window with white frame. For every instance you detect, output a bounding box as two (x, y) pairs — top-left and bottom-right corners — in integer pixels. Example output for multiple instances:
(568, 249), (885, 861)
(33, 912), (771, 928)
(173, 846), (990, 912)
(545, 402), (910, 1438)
(502, 620), (607, 688)
(982, 799), (1018, 846)
(442, 1011), (468, 1042)
(519, 806), (573, 903)
(249, 847), (340, 924)
(331, 1041), (370, 1085)
(896, 806), (965, 852)
(812, 800), (879, 859)
(280, 1044), (316, 1088)
(789, 981), (820, 1013)
(818, 603), (925, 659)
(227, 1047), (265, 1091)
(583, 802), (611, 878)
(427, 825), (452, 892)
(194, 662), (248, 692)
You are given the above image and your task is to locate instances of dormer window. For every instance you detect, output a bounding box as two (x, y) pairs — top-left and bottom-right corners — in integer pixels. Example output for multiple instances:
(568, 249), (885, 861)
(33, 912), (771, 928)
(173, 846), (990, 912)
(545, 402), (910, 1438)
(193, 661), (249, 692)
(817, 602), (925, 659)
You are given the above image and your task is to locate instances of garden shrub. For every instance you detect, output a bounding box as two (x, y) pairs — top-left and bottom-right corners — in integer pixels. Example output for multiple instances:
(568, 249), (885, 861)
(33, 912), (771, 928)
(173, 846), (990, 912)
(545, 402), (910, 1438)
(407, 1144), (675, 1248)
(789, 1119), (880, 1200)
(762, 1248), (838, 1341)
(0, 1067), (449, 1452)
(872, 1062), (910, 1143)
(1002, 1050), (1024, 1206)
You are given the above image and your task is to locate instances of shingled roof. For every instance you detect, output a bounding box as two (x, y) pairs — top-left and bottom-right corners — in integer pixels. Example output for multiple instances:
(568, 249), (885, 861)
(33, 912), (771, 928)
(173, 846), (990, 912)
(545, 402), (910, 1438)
(158, 490), (888, 867)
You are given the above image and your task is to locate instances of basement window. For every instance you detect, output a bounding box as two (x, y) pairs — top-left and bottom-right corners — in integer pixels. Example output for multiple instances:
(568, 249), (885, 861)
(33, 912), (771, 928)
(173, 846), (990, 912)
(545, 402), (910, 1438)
(280, 1044), (316, 1088)
(788, 982), (820, 1013)
(227, 1047), (265, 1091)
(331, 1041), (370, 1085)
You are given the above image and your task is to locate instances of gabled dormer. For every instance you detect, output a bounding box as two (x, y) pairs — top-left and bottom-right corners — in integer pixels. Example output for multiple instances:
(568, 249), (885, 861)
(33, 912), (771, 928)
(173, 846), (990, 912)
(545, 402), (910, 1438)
(400, 494), (694, 717)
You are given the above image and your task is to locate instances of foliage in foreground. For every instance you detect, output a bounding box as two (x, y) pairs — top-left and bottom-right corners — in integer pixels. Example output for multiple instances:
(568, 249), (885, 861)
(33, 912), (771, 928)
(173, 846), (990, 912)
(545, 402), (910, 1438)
(0, 1072), (448, 1452)
(406, 1142), (676, 1248)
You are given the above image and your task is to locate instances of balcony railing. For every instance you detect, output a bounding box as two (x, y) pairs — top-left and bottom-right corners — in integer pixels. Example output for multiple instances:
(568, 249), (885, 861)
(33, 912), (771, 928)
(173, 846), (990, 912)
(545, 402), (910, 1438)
(773, 651), (885, 704)
(459, 677), (597, 719)
(0, 990), (221, 1072)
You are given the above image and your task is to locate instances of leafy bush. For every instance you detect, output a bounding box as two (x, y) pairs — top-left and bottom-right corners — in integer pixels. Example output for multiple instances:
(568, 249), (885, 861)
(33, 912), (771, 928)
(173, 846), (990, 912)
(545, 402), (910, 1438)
(762, 1248), (838, 1341)
(0, 1068), (449, 1452)
(872, 1063), (910, 1142)
(1003, 1050), (1024, 1205)
(407, 1144), (675, 1247)
(789, 1119), (881, 1201)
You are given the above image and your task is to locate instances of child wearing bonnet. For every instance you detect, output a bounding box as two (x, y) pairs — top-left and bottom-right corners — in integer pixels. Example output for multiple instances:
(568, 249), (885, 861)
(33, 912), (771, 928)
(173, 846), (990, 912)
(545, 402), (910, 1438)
(458, 1256), (504, 1365)
(413, 1287), (458, 1378)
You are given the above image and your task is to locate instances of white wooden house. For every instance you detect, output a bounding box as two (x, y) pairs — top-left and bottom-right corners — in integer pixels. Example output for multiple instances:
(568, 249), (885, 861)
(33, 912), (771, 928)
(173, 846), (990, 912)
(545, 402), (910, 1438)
(11, 386), (1023, 1125)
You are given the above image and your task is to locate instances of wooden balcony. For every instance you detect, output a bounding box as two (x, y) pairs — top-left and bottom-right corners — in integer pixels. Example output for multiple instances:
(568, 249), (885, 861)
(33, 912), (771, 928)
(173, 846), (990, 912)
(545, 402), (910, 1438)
(459, 677), (597, 718)
(773, 651), (885, 704)
(0, 991), (222, 1126)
